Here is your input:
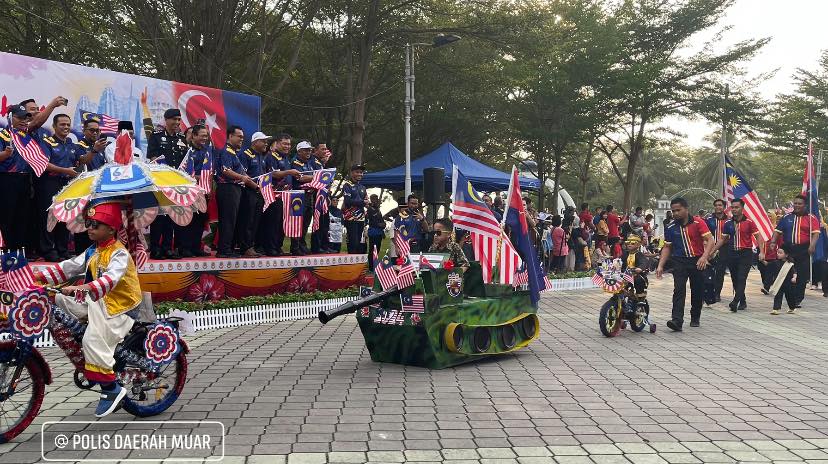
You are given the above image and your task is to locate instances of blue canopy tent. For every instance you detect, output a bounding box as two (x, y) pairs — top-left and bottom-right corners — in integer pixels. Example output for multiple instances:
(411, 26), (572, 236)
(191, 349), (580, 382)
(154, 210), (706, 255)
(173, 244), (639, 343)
(361, 142), (540, 192)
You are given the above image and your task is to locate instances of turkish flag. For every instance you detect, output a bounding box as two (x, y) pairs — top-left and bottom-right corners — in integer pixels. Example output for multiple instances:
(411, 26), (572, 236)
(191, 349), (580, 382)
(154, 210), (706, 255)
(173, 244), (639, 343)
(172, 83), (227, 148)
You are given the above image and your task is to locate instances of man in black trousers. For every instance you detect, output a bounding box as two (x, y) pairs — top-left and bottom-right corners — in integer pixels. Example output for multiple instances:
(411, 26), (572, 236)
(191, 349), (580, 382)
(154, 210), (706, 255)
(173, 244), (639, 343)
(657, 197), (714, 331)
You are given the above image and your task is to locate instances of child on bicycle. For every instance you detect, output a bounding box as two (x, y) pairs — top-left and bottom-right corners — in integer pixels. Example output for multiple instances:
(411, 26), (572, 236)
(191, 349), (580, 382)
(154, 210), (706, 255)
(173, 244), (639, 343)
(621, 234), (649, 299)
(35, 200), (142, 417)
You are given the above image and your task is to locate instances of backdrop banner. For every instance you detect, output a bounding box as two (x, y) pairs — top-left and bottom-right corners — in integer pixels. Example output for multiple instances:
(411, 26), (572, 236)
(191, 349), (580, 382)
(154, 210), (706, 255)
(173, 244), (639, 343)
(0, 51), (261, 151)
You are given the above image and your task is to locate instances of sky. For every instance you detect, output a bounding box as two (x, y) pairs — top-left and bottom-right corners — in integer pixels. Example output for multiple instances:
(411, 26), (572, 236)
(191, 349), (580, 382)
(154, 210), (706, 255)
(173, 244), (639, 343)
(675, 0), (827, 147)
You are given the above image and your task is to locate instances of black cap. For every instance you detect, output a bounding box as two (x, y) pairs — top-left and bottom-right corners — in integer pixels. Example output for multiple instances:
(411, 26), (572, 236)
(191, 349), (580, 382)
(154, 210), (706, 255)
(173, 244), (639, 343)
(164, 108), (181, 119)
(8, 104), (31, 118)
(350, 163), (366, 172)
(117, 120), (134, 131)
(18, 98), (35, 108)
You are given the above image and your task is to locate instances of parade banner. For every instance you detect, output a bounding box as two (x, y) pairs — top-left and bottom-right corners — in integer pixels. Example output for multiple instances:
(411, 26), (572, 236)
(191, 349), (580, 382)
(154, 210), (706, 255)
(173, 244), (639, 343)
(0, 52), (261, 151)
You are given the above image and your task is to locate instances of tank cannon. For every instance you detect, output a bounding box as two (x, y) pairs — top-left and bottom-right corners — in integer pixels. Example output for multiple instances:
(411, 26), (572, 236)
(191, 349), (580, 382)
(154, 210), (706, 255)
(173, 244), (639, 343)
(319, 285), (401, 324)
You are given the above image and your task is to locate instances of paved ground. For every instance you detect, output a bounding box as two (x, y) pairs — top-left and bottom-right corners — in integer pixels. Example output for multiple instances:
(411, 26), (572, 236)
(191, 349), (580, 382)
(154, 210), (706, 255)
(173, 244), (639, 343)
(2, 273), (828, 463)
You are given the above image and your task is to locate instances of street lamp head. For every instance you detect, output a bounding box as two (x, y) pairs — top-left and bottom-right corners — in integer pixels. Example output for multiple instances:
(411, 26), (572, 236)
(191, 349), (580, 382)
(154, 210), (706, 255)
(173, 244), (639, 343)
(432, 34), (461, 48)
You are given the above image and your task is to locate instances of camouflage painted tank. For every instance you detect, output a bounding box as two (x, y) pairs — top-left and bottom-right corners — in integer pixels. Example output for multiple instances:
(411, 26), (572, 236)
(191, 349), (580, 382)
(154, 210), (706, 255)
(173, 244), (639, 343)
(318, 255), (539, 369)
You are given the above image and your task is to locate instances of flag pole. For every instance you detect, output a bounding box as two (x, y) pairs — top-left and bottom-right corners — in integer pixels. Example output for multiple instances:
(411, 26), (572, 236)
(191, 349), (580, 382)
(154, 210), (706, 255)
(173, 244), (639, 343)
(807, 139), (816, 285)
(720, 85), (729, 200)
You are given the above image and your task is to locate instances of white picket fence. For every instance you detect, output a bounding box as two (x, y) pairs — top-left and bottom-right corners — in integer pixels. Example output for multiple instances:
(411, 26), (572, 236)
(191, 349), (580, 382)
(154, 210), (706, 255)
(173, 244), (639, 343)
(6, 279), (596, 349)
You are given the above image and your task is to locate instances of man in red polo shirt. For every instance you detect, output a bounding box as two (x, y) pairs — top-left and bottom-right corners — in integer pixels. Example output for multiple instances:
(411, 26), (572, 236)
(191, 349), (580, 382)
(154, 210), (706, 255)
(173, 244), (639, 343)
(711, 198), (764, 312)
(770, 194), (821, 307)
(657, 197), (714, 331)
(606, 205), (621, 255)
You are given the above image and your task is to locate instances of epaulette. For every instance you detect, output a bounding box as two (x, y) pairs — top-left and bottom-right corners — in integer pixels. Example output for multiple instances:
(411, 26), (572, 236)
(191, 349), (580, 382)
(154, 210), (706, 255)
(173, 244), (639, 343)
(77, 139), (90, 149)
(343, 179), (354, 186)
(226, 147), (237, 155)
(152, 129), (164, 134)
(245, 148), (254, 158)
(292, 160), (303, 166)
(43, 136), (58, 147)
(0, 128), (9, 141)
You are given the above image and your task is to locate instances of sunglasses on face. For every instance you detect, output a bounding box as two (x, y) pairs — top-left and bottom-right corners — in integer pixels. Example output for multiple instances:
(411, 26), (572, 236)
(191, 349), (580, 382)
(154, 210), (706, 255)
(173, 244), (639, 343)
(86, 128), (101, 133)
(434, 230), (447, 236)
(85, 219), (103, 229)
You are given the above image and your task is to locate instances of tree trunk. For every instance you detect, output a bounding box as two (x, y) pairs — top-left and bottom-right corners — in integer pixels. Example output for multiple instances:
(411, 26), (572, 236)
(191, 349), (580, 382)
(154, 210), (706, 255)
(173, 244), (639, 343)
(551, 147), (564, 214)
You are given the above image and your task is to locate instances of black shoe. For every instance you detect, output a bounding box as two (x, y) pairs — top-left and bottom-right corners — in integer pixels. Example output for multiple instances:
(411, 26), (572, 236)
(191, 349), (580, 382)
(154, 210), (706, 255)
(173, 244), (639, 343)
(716, 296), (722, 303)
(164, 249), (180, 260)
(325, 248), (339, 254)
(264, 249), (283, 257)
(193, 250), (210, 257)
(294, 249), (308, 256)
(666, 320), (682, 332)
(761, 288), (769, 295)
(43, 252), (60, 262)
(216, 252), (240, 258)
(180, 249), (194, 258)
(738, 304), (747, 311)
(150, 249), (163, 260)
(729, 302), (738, 313)
(689, 321), (700, 327)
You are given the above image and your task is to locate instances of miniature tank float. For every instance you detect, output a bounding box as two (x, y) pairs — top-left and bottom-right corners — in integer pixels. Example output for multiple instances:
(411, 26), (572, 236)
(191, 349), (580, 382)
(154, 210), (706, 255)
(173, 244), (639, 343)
(318, 255), (540, 369)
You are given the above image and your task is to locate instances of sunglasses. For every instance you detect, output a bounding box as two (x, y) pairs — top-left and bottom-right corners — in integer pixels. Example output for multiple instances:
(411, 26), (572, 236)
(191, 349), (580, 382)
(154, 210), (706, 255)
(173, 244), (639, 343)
(86, 128), (101, 133)
(434, 230), (447, 236)
(85, 219), (103, 229)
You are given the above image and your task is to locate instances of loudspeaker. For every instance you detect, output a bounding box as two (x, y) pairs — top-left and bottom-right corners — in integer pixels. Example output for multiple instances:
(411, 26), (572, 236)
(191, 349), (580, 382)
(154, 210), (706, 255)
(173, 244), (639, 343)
(423, 167), (445, 204)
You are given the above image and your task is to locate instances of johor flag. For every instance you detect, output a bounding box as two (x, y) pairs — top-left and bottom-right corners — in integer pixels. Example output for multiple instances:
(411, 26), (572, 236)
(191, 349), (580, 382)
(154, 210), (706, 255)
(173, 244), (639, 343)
(451, 166), (502, 239)
(79, 109), (119, 134)
(504, 166), (544, 306)
(259, 173), (276, 212)
(803, 141), (826, 261)
(724, 156), (773, 241)
(418, 253), (436, 271)
(173, 83), (260, 148)
(280, 190), (304, 238)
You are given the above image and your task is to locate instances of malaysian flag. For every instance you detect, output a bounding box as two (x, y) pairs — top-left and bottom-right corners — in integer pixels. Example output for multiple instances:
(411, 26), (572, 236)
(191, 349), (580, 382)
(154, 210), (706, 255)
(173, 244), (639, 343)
(397, 255), (415, 289)
(178, 148), (193, 173)
(305, 168), (336, 191)
(280, 190), (305, 238)
(541, 275), (553, 292)
(724, 156), (773, 241)
(198, 150), (213, 194)
(312, 188), (329, 232)
(513, 265), (529, 287)
(259, 173), (276, 212)
(400, 293), (425, 313)
(451, 166), (502, 239)
(1, 250), (35, 292)
(498, 233), (521, 285)
(394, 229), (411, 257)
(472, 232), (496, 283)
(591, 273), (605, 287)
(79, 109), (119, 134)
(373, 250), (398, 291)
(9, 127), (47, 176)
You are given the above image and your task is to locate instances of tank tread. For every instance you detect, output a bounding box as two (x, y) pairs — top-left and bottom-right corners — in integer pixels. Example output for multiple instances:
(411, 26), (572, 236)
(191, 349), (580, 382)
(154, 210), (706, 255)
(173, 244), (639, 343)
(444, 313), (539, 355)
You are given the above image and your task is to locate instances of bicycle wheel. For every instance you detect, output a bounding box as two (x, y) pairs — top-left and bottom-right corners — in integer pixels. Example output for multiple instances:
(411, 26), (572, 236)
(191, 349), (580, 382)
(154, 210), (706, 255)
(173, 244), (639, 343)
(0, 342), (46, 444)
(121, 352), (188, 417)
(630, 302), (648, 332)
(599, 299), (622, 337)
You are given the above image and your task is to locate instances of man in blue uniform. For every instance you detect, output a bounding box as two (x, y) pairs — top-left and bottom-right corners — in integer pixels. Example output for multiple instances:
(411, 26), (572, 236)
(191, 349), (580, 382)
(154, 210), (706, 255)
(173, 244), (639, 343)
(147, 109), (188, 260)
(341, 164), (368, 254)
(177, 124), (212, 258)
(260, 134), (301, 256)
(310, 142), (333, 253)
(0, 105), (37, 251)
(37, 114), (84, 261)
(215, 125), (258, 258)
(289, 141), (316, 255)
(235, 132), (270, 257)
(73, 117), (109, 252)
(21, 96), (68, 141)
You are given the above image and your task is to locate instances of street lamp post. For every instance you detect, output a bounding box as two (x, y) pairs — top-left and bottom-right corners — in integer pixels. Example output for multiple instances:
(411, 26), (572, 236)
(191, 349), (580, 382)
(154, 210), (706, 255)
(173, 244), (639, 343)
(404, 34), (460, 198)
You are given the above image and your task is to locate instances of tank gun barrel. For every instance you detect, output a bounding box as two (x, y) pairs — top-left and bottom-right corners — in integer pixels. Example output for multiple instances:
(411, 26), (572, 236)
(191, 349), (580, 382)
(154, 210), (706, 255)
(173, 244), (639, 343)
(319, 285), (400, 324)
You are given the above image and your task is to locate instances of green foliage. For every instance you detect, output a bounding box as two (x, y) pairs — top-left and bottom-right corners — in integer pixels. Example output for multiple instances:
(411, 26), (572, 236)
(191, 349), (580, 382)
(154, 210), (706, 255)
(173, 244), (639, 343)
(548, 270), (593, 279)
(154, 286), (360, 315)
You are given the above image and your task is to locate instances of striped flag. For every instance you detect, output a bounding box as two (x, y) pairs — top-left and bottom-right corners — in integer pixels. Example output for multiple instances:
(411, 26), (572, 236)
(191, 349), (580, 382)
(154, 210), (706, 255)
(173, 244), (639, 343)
(259, 173), (276, 212)
(312, 189), (329, 232)
(79, 109), (119, 134)
(10, 128), (48, 176)
(394, 230), (410, 258)
(1, 250), (36, 292)
(724, 156), (773, 240)
(178, 148), (192, 172)
(397, 255), (415, 289)
(592, 273), (605, 287)
(280, 190), (304, 238)
(498, 234), (521, 285)
(198, 150), (213, 195)
(514, 265), (529, 287)
(451, 166), (502, 239)
(400, 293), (425, 313)
(305, 168), (336, 191)
(471, 232), (496, 283)
(373, 251), (398, 291)
(541, 275), (553, 292)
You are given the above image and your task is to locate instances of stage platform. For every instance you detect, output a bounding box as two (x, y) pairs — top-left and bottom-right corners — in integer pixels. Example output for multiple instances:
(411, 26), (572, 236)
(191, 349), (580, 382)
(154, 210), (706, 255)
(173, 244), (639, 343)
(33, 254), (368, 302)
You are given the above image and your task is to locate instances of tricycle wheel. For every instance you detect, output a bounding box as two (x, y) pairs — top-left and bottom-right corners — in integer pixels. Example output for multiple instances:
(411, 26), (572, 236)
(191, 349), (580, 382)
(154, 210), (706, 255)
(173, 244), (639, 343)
(0, 343), (46, 443)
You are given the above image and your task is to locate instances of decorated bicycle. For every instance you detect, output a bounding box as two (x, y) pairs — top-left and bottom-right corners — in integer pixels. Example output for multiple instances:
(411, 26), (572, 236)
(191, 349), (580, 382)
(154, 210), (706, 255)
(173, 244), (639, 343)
(593, 257), (655, 337)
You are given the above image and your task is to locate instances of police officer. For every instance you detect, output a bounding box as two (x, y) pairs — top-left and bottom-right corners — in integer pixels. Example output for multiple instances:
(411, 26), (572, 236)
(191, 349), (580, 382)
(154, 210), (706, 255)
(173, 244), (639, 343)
(0, 104), (37, 250)
(215, 125), (258, 258)
(289, 141), (316, 255)
(310, 142), (333, 253)
(147, 109), (188, 260)
(21, 96), (68, 141)
(703, 199), (730, 304)
(341, 164), (368, 254)
(178, 125), (212, 258)
(235, 132), (270, 257)
(38, 114), (83, 261)
(260, 135), (301, 256)
(76, 117), (109, 172)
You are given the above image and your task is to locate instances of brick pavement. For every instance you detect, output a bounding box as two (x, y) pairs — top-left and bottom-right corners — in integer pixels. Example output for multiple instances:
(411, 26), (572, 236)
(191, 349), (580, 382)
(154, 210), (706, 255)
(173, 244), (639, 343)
(2, 273), (828, 463)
